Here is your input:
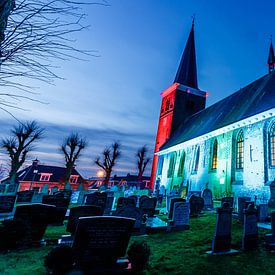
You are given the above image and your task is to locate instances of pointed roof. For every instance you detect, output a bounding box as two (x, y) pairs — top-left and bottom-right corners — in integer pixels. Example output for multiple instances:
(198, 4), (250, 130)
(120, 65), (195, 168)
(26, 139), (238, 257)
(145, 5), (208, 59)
(268, 40), (275, 73)
(174, 20), (198, 89)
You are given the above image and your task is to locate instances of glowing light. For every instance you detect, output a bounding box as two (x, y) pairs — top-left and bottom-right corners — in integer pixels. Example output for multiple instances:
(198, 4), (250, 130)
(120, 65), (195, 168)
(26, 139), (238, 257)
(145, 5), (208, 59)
(96, 170), (104, 177)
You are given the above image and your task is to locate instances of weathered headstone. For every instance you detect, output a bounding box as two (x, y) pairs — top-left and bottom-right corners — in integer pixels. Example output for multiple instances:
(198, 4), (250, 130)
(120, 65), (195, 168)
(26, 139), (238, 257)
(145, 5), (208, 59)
(257, 204), (268, 222)
(31, 193), (44, 203)
(85, 192), (107, 213)
(42, 195), (70, 225)
(166, 195), (180, 213)
(237, 197), (251, 223)
(0, 195), (16, 213)
(67, 205), (103, 235)
(169, 202), (190, 231)
(268, 181), (275, 208)
(72, 216), (135, 271)
(41, 184), (49, 194)
(189, 195), (204, 217)
(168, 198), (186, 220)
(242, 204), (258, 250)
(104, 196), (115, 215)
(221, 197), (234, 208)
(116, 197), (136, 210)
(139, 197), (157, 217)
(16, 190), (34, 203)
(128, 195), (138, 206)
(208, 202), (237, 255)
(202, 188), (213, 209)
(265, 211), (275, 249)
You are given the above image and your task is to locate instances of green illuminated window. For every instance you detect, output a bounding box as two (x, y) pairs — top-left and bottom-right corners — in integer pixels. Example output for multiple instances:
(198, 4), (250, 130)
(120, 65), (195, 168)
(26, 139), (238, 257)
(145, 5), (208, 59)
(236, 130), (244, 169)
(270, 122), (275, 166)
(167, 153), (176, 178)
(193, 146), (200, 172)
(177, 151), (185, 177)
(211, 139), (218, 170)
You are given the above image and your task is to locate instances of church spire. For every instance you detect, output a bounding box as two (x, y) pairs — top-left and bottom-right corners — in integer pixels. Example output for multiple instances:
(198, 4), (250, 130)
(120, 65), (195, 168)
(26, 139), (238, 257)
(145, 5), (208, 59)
(268, 37), (275, 74)
(174, 19), (198, 89)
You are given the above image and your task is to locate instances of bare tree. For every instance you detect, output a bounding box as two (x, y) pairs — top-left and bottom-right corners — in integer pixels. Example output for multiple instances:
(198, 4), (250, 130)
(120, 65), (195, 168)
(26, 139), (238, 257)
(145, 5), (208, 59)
(0, 0), (108, 114)
(61, 133), (87, 185)
(137, 145), (150, 184)
(95, 142), (121, 187)
(1, 120), (44, 185)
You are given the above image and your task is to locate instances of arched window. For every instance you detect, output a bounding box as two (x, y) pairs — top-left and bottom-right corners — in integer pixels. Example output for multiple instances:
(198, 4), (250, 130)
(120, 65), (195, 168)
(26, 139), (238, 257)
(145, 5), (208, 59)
(193, 146), (200, 172)
(269, 122), (275, 166)
(211, 139), (218, 170)
(177, 151), (185, 177)
(167, 153), (176, 178)
(236, 130), (244, 169)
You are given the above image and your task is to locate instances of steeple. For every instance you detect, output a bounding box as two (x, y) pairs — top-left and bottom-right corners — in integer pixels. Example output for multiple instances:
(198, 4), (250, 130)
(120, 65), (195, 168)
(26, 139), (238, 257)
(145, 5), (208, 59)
(174, 19), (198, 89)
(268, 37), (275, 74)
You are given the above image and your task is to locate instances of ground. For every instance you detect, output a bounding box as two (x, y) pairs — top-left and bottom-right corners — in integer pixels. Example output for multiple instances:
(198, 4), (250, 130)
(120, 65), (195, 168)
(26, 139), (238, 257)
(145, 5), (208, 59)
(1, 213), (275, 274)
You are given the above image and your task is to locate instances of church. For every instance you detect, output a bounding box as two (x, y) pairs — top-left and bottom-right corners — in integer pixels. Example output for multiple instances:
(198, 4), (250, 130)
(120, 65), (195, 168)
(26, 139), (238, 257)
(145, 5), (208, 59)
(150, 21), (275, 200)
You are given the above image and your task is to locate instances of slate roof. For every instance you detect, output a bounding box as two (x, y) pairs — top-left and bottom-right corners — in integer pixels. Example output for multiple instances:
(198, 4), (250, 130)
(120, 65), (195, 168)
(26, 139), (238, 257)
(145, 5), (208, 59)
(160, 72), (275, 151)
(9, 163), (84, 183)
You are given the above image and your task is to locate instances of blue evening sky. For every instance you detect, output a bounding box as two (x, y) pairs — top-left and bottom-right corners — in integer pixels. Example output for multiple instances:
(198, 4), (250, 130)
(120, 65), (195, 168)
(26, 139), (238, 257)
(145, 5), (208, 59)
(0, 0), (274, 178)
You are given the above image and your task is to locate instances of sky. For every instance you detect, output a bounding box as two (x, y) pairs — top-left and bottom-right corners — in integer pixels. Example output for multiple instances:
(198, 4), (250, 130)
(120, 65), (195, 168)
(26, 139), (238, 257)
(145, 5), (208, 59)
(0, 0), (275, 178)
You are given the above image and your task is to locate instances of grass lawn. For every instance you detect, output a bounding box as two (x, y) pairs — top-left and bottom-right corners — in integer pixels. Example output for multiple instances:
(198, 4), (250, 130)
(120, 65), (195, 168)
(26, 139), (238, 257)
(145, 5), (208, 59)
(1, 213), (275, 274)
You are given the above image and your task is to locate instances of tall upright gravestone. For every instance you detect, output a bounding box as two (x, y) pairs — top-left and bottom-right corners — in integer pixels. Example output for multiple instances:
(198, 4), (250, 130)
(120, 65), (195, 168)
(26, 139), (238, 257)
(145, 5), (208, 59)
(202, 188), (213, 210)
(237, 197), (251, 223)
(169, 202), (190, 231)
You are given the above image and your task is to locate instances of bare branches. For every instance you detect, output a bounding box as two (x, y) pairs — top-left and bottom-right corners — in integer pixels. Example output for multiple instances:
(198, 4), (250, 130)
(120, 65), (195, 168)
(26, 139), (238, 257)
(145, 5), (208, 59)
(1, 120), (44, 184)
(137, 145), (150, 183)
(0, 0), (108, 113)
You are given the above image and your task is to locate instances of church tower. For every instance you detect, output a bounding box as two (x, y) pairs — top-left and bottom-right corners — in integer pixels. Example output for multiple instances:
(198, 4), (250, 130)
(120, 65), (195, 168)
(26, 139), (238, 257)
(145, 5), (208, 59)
(150, 21), (208, 188)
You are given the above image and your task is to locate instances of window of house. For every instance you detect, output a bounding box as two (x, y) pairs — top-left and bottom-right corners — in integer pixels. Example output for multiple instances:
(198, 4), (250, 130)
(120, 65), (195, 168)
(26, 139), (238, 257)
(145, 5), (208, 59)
(177, 151), (185, 177)
(167, 153), (176, 178)
(193, 146), (200, 172)
(39, 173), (51, 181)
(211, 139), (218, 170)
(270, 122), (275, 166)
(70, 175), (79, 184)
(236, 130), (244, 169)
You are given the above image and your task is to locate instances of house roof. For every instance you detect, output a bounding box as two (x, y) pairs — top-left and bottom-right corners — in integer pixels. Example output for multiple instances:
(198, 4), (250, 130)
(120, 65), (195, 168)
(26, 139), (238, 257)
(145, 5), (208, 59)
(160, 72), (275, 151)
(5, 163), (84, 183)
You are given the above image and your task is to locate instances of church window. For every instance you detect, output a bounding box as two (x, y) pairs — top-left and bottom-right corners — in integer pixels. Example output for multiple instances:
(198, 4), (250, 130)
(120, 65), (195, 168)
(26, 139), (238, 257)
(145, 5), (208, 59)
(269, 122), (275, 166)
(193, 146), (200, 172)
(167, 153), (176, 178)
(165, 98), (171, 111)
(236, 130), (244, 169)
(177, 151), (185, 177)
(211, 139), (218, 170)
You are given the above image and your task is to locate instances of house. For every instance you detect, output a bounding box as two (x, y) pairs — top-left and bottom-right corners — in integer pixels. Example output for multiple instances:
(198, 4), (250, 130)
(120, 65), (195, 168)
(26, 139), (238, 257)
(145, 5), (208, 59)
(151, 21), (275, 200)
(2, 159), (86, 193)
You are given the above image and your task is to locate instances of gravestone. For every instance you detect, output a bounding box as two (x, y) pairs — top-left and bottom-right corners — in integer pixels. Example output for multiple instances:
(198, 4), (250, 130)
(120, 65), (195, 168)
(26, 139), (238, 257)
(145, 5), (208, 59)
(13, 203), (56, 246)
(139, 197), (157, 217)
(237, 197), (251, 223)
(72, 216), (135, 271)
(168, 198), (186, 220)
(221, 197), (234, 208)
(54, 189), (72, 199)
(42, 195), (70, 225)
(116, 197), (136, 210)
(67, 205), (103, 235)
(189, 195), (204, 217)
(104, 196), (115, 215)
(170, 202), (190, 231)
(166, 195), (180, 213)
(257, 204), (268, 222)
(70, 191), (80, 204)
(16, 190), (34, 203)
(208, 202), (237, 254)
(85, 192), (107, 213)
(0, 195), (16, 213)
(128, 195), (138, 206)
(265, 211), (275, 249)
(31, 193), (44, 203)
(115, 205), (145, 233)
(0, 185), (5, 193)
(77, 191), (90, 205)
(6, 184), (17, 193)
(188, 191), (201, 198)
(242, 204), (258, 250)
(51, 186), (58, 194)
(41, 184), (49, 194)
(202, 188), (213, 209)
(268, 181), (275, 208)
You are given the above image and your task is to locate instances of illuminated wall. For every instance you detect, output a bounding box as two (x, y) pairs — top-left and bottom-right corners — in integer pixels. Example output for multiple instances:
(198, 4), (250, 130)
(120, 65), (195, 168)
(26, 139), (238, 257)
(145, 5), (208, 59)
(156, 112), (275, 200)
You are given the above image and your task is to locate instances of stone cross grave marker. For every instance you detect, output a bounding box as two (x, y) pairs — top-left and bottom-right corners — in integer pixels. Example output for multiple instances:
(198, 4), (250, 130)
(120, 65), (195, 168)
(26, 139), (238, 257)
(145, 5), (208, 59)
(139, 196), (157, 217)
(242, 203), (258, 250)
(202, 188), (213, 209)
(168, 198), (186, 220)
(67, 205), (103, 235)
(189, 195), (204, 217)
(72, 216), (135, 271)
